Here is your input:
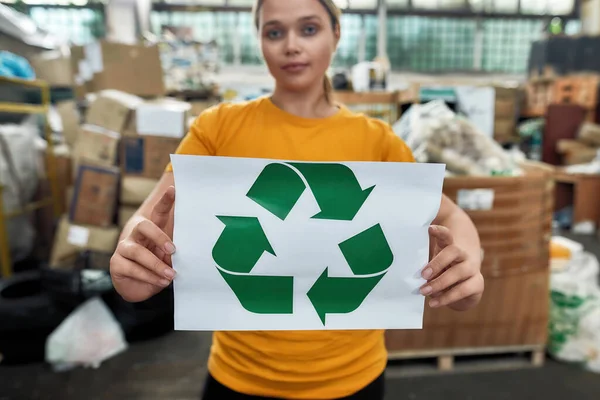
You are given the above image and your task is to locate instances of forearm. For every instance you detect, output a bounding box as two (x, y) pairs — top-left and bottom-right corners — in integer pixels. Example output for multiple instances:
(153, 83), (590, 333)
(435, 205), (481, 267)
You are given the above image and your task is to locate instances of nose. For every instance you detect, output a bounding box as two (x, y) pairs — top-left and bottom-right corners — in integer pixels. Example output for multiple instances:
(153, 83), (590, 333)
(284, 32), (301, 56)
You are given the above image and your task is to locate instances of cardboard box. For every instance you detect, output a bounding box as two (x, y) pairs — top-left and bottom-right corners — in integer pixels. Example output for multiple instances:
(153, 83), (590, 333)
(55, 153), (73, 215)
(119, 206), (138, 228)
(564, 149), (599, 165)
(30, 51), (74, 87)
(86, 41), (166, 97)
(120, 176), (158, 206)
(70, 164), (120, 227)
(50, 215), (120, 268)
(66, 186), (74, 212)
(495, 97), (517, 119)
(55, 100), (80, 148)
(494, 118), (517, 143)
(72, 125), (120, 176)
(557, 139), (599, 165)
(136, 99), (191, 138)
(578, 122), (600, 146)
(85, 90), (143, 133)
(121, 136), (181, 180)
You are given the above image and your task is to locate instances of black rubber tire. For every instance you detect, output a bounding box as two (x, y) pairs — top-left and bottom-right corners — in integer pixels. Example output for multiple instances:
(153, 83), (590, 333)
(0, 271), (70, 365)
(102, 286), (174, 343)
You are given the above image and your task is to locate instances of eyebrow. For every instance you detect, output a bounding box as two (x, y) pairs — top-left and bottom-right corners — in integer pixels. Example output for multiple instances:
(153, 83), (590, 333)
(262, 15), (322, 28)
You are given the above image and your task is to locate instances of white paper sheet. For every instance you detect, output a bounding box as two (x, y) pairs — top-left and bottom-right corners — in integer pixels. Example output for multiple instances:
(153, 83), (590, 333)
(170, 155), (445, 331)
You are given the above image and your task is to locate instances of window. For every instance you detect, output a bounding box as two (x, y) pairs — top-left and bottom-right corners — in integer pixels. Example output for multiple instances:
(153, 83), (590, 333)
(386, 0), (409, 8)
(348, 0), (377, 8)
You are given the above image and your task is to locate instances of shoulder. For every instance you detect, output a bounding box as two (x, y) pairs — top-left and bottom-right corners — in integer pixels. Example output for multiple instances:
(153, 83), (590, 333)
(337, 107), (415, 162)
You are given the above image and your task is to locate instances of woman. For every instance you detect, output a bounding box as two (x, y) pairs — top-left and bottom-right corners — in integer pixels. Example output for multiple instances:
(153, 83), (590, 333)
(109, 1), (484, 399)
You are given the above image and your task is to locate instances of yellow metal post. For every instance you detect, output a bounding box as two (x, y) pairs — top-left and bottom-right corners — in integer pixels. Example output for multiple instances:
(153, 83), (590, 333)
(41, 82), (61, 217)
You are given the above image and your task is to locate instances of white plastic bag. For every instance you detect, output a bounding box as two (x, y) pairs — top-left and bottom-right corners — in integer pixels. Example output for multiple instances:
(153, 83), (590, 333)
(0, 118), (40, 261)
(45, 297), (128, 371)
(549, 252), (600, 373)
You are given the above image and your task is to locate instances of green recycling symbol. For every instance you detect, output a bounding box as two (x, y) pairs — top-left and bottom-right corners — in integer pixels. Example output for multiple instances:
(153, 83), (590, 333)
(212, 163), (394, 325)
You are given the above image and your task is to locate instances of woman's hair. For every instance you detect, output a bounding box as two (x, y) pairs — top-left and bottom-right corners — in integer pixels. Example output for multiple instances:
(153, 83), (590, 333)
(253, 0), (341, 103)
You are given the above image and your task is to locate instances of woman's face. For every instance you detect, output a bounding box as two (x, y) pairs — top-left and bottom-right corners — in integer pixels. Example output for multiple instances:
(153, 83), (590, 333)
(257, 0), (339, 93)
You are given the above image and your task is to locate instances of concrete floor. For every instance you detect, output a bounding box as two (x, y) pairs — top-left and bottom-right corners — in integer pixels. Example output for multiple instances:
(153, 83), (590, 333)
(2, 329), (600, 400)
(2, 232), (600, 400)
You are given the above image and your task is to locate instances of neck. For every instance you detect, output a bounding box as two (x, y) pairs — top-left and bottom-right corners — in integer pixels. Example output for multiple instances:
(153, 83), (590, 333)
(270, 83), (337, 119)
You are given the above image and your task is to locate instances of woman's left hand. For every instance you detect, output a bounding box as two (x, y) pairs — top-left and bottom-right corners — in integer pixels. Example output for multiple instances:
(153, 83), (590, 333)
(420, 225), (484, 311)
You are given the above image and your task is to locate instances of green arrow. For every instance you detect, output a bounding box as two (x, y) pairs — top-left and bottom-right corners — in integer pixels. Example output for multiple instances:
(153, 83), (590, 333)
(288, 163), (374, 221)
(246, 163), (306, 220)
(307, 224), (394, 325)
(212, 216), (275, 274)
(338, 224), (394, 275)
(218, 269), (293, 314)
(306, 267), (386, 325)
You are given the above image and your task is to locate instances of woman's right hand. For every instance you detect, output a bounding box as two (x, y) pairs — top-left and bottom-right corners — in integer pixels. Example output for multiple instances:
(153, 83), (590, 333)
(110, 186), (177, 303)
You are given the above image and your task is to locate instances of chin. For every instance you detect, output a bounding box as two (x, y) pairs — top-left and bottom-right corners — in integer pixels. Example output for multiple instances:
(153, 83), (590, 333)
(276, 75), (319, 93)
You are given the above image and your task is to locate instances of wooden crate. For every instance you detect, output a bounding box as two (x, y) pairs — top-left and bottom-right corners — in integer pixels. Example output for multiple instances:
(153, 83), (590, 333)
(443, 162), (554, 278)
(386, 269), (550, 352)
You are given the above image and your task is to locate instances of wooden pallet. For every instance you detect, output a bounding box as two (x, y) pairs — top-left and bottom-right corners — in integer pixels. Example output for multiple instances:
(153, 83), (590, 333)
(386, 345), (545, 378)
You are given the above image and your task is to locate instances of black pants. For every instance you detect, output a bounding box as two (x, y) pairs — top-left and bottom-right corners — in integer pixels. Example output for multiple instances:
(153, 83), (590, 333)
(201, 373), (385, 400)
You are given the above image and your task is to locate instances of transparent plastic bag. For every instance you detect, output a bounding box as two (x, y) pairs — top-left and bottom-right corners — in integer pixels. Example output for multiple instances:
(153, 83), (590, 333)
(45, 297), (128, 371)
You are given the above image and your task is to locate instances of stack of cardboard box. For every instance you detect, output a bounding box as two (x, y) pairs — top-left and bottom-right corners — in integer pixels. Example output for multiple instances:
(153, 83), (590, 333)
(30, 40), (165, 99)
(48, 90), (191, 269)
(119, 98), (191, 228)
(557, 122), (600, 165)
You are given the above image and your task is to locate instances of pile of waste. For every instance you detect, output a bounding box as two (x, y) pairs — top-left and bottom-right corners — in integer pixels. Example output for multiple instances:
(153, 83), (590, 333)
(394, 100), (523, 176)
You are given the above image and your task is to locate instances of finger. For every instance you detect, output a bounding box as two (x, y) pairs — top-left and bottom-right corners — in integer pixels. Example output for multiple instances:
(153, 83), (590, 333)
(421, 244), (465, 280)
(429, 225), (454, 249)
(428, 274), (483, 308)
(151, 186), (175, 229)
(420, 262), (471, 296)
(151, 244), (173, 267)
(118, 241), (176, 280)
(131, 219), (176, 256)
(111, 254), (171, 288)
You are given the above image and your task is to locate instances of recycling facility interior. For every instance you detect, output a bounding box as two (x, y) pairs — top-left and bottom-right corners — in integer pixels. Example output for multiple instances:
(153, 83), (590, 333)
(2, 0), (600, 399)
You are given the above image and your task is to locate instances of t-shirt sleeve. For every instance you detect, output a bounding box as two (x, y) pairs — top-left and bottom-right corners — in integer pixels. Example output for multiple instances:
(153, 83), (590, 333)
(381, 125), (416, 163)
(164, 106), (220, 172)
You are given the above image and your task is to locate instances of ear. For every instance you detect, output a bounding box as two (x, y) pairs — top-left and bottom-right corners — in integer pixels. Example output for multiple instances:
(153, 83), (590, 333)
(333, 23), (341, 46)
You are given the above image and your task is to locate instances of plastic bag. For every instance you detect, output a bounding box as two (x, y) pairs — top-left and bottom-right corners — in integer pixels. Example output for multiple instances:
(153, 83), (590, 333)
(45, 297), (128, 371)
(395, 100), (521, 176)
(549, 251), (600, 373)
(0, 118), (41, 261)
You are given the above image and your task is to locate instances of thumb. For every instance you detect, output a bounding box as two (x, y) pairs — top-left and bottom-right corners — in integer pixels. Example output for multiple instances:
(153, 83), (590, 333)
(151, 186), (175, 229)
(429, 225), (453, 249)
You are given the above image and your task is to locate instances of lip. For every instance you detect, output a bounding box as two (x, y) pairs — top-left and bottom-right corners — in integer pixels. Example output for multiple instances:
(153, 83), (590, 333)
(281, 62), (309, 72)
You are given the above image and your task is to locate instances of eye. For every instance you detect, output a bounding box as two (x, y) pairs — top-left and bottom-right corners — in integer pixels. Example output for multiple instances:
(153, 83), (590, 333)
(302, 25), (318, 36)
(266, 29), (283, 40)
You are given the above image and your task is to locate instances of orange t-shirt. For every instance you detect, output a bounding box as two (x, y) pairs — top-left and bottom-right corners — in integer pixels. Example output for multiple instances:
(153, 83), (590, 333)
(166, 97), (415, 399)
